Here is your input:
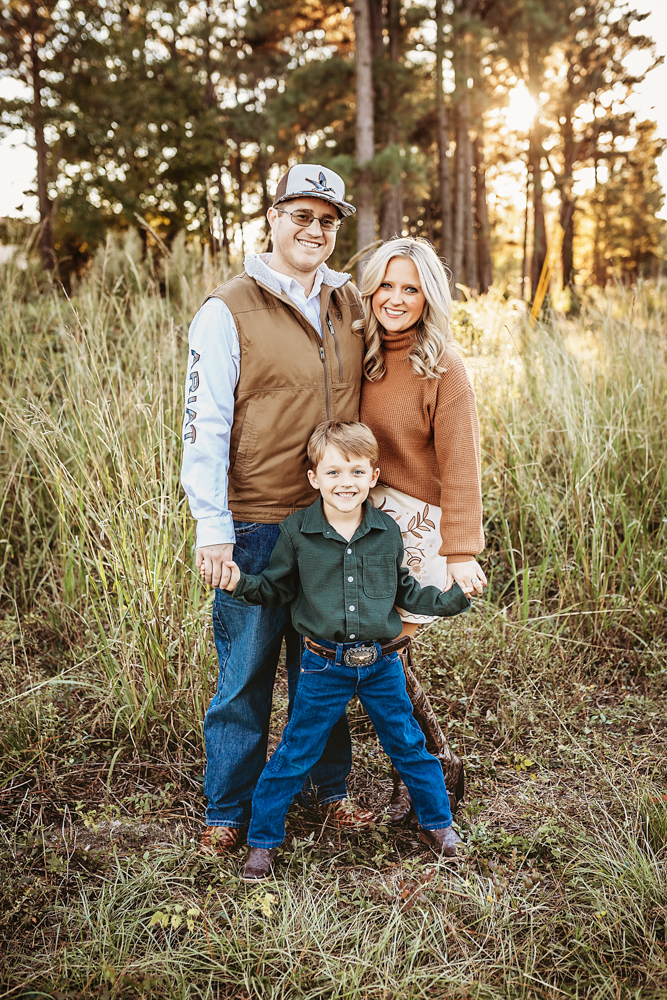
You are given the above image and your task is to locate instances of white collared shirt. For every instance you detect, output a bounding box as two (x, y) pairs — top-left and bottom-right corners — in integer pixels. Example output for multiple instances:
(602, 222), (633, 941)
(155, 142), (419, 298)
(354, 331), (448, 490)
(264, 261), (324, 336)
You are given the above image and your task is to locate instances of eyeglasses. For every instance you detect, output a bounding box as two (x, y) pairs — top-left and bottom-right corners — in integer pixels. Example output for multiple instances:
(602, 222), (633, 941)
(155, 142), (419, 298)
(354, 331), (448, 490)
(275, 207), (343, 232)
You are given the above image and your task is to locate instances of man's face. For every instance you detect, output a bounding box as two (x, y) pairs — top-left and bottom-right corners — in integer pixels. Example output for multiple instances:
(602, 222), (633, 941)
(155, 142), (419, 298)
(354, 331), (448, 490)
(267, 197), (340, 276)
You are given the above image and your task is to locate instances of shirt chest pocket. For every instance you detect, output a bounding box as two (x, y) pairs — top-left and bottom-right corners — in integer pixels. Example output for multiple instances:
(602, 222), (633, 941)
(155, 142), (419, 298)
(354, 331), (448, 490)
(362, 556), (397, 599)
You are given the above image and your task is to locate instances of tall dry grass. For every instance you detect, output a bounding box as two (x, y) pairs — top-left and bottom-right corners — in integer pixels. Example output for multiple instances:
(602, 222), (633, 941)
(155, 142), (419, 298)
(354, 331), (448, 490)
(0, 233), (228, 739)
(0, 243), (665, 742)
(462, 284), (666, 654)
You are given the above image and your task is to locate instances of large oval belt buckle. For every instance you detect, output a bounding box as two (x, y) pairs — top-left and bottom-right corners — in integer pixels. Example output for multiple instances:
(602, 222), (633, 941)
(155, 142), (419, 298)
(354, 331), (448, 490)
(344, 645), (378, 667)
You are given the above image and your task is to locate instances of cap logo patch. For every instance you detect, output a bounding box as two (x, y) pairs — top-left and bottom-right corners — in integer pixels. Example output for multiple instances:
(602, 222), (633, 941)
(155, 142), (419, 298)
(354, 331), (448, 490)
(306, 170), (335, 194)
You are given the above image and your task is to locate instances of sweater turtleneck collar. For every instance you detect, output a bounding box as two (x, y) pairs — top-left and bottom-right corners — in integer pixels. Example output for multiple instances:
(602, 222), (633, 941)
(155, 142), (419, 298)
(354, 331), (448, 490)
(381, 327), (416, 352)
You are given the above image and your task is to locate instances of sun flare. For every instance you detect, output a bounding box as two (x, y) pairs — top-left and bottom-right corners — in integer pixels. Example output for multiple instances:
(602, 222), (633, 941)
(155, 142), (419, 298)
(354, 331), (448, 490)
(506, 82), (538, 132)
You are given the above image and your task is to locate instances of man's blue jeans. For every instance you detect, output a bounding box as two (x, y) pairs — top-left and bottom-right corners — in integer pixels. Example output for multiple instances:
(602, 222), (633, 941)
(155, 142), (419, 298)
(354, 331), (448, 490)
(204, 521), (351, 828)
(247, 639), (453, 848)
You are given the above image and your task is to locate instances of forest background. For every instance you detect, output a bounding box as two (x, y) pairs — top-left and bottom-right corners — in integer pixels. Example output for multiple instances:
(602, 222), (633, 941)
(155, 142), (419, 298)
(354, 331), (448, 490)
(1, 2), (667, 997)
(1, 0), (666, 298)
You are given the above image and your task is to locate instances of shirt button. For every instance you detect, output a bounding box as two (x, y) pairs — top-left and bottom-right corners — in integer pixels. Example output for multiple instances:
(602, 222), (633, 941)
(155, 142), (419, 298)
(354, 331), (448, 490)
(349, 634), (356, 639)
(349, 605), (355, 611)
(348, 576), (354, 582)
(347, 548), (352, 554)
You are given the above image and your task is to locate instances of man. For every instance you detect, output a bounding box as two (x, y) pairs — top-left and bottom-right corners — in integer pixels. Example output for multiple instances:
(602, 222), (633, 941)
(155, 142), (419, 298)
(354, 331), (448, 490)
(181, 163), (371, 854)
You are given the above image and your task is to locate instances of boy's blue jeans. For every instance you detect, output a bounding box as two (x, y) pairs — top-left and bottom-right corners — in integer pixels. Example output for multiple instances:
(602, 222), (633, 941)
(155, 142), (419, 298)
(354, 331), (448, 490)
(204, 521), (351, 828)
(247, 639), (453, 848)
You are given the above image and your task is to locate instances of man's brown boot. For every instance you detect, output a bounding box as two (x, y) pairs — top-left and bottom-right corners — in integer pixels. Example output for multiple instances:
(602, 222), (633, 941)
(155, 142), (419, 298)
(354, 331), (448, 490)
(241, 846), (278, 882)
(419, 825), (463, 858)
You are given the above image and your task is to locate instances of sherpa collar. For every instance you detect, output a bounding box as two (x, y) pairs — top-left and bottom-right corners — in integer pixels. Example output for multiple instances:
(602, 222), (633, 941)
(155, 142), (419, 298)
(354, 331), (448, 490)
(244, 253), (351, 295)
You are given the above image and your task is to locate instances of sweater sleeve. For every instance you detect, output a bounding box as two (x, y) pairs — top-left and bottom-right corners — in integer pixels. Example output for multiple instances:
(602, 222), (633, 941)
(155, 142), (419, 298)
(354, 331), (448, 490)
(433, 364), (485, 559)
(232, 526), (299, 608)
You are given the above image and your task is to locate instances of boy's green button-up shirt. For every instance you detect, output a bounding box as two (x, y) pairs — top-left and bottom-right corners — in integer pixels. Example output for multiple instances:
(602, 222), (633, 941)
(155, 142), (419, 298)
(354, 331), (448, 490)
(233, 498), (470, 643)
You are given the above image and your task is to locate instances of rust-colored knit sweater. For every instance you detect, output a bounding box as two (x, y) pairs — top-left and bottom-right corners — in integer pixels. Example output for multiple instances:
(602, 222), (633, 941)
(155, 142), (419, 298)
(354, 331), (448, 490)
(360, 330), (484, 560)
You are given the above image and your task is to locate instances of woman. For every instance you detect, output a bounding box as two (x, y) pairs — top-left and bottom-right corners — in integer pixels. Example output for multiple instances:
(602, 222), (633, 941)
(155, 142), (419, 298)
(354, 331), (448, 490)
(357, 237), (487, 821)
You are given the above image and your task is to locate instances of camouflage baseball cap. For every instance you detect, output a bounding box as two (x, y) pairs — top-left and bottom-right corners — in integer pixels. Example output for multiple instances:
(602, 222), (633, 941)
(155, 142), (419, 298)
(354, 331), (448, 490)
(272, 164), (356, 218)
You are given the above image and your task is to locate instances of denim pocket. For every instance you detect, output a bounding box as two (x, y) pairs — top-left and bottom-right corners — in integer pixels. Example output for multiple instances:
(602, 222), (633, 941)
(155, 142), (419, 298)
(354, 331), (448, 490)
(233, 521), (262, 535)
(301, 649), (331, 674)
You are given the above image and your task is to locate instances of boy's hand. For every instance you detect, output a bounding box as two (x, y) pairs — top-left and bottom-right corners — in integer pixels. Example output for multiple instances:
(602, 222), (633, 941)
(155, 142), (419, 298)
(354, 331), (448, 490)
(444, 559), (487, 596)
(222, 560), (241, 591)
(196, 543), (234, 588)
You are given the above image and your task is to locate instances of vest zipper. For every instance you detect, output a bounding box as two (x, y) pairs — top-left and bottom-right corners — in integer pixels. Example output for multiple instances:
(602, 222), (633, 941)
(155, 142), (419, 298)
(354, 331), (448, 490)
(319, 345), (331, 419)
(326, 315), (344, 380)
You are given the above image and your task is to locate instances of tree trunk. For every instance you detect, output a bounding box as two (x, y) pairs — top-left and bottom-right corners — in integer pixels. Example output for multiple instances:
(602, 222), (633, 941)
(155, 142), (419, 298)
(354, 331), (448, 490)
(435, 0), (452, 263)
(529, 132), (546, 300)
(30, 0), (54, 271)
(521, 165), (530, 300)
(354, 0), (376, 262)
(473, 135), (492, 293)
(259, 147), (271, 240)
(462, 101), (478, 294)
(233, 146), (245, 255)
(425, 197), (434, 243)
(379, 0), (403, 241)
(560, 105), (576, 291)
(218, 164), (230, 263)
(369, 0), (384, 60)
(379, 166), (403, 240)
(561, 200), (574, 288)
(451, 101), (466, 296)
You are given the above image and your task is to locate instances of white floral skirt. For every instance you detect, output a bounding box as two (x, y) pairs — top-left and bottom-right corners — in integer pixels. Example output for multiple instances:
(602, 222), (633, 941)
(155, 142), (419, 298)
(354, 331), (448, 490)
(368, 484), (447, 625)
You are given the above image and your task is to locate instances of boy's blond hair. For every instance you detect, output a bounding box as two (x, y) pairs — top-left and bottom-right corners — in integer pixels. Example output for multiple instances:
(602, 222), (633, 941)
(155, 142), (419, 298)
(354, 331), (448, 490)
(307, 420), (379, 470)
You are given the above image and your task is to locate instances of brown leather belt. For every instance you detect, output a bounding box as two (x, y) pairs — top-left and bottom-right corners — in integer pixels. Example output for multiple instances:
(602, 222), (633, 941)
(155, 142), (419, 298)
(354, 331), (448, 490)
(304, 635), (410, 667)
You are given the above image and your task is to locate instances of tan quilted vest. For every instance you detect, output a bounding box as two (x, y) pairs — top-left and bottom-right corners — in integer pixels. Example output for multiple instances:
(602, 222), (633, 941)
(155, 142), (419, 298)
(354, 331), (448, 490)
(206, 261), (364, 523)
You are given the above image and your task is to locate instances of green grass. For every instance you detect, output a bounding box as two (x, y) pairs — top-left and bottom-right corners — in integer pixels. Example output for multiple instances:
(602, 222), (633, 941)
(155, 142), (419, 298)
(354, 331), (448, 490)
(0, 242), (666, 997)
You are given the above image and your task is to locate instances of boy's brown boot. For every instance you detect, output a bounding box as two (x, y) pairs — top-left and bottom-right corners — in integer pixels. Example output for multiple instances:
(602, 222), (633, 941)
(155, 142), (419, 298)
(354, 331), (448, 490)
(199, 825), (244, 856)
(241, 847), (278, 882)
(322, 798), (375, 828)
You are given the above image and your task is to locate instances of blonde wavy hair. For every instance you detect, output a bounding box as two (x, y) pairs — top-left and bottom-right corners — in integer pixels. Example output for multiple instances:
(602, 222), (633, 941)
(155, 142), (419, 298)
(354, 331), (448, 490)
(353, 238), (453, 381)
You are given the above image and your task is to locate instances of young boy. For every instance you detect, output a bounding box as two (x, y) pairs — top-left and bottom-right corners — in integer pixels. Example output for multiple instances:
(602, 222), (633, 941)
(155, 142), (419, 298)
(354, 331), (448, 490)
(222, 420), (472, 882)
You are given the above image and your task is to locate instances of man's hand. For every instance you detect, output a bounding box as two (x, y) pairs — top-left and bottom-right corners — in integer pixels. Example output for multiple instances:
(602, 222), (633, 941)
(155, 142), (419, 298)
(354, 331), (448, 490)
(196, 543), (234, 588)
(444, 559), (488, 596)
(222, 561), (241, 592)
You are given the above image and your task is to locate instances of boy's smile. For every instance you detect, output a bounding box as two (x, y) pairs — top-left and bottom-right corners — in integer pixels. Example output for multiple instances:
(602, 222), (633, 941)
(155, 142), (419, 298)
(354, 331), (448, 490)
(307, 444), (379, 533)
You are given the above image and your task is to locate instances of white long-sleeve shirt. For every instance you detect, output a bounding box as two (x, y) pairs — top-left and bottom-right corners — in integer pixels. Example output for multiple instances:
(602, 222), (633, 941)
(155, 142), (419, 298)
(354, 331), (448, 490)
(180, 255), (327, 548)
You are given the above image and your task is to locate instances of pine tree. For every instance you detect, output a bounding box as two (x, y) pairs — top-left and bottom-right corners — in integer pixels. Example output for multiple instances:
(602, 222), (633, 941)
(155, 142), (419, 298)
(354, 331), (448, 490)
(0, 0), (79, 268)
(354, 0), (376, 257)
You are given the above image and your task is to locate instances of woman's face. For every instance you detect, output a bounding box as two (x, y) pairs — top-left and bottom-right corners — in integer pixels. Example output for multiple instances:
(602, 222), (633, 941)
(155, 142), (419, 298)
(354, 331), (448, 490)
(371, 257), (426, 334)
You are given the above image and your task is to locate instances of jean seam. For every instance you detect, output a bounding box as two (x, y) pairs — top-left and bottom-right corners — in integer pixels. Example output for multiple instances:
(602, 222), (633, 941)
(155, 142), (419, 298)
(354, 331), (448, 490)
(206, 821), (249, 830)
(211, 608), (231, 693)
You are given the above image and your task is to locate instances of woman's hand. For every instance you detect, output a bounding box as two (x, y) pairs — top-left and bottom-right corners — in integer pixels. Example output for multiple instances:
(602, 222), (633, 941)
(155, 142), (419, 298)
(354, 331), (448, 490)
(444, 559), (487, 596)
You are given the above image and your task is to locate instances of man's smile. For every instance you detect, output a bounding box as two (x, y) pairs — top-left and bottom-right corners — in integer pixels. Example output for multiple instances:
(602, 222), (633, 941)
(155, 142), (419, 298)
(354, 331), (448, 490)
(297, 237), (324, 249)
